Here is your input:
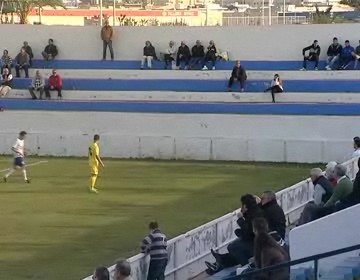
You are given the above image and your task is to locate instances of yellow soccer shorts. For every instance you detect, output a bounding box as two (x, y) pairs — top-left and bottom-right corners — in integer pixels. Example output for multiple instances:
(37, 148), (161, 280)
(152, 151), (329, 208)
(90, 165), (99, 176)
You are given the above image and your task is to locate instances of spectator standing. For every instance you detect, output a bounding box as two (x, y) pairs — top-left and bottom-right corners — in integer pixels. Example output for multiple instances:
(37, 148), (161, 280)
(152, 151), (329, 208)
(352, 137), (360, 158)
(0, 68), (13, 97)
(202, 40), (217, 70)
(28, 70), (45, 100)
(114, 260), (132, 280)
(141, 41), (157, 70)
(1, 49), (12, 74)
(101, 20), (114, 61)
(42, 39), (58, 61)
(227, 60), (247, 92)
(353, 40), (360, 69)
(189, 40), (205, 69)
(264, 73), (283, 103)
(93, 266), (110, 280)
(15, 47), (30, 78)
(164, 41), (176, 70)
(301, 40), (321, 71)
(141, 221), (168, 280)
(338, 40), (355, 70)
(23, 41), (34, 66)
(176, 41), (191, 70)
(260, 191), (286, 239)
(44, 69), (63, 100)
(325, 37), (342, 70)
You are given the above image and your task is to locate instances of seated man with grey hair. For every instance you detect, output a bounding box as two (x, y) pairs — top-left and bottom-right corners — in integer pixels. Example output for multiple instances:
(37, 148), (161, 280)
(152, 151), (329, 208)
(114, 260), (132, 280)
(325, 161), (338, 186)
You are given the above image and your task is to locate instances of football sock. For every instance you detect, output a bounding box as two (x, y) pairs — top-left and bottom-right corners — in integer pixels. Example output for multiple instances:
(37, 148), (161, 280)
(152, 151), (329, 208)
(90, 175), (97, 189)
(22, 169), (28, 181)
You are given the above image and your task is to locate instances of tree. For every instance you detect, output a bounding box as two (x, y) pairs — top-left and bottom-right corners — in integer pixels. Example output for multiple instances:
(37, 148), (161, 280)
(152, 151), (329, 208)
(2, 0), (65, 24)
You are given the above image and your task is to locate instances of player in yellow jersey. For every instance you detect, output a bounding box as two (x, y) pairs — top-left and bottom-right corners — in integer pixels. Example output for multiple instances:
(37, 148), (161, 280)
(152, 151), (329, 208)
(89, 134), (105, 193)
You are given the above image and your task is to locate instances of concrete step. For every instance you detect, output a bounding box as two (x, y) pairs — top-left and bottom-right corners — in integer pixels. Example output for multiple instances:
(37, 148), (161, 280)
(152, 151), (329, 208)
(8, 90), (360, 104)
(25, 69), (360, 80)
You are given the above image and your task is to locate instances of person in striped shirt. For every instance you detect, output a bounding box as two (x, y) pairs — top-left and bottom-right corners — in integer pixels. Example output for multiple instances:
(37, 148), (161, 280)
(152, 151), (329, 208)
(141, 221), (168, 280)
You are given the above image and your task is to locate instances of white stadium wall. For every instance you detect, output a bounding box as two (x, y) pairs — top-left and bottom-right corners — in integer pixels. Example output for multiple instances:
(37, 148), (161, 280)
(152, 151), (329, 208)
(0, 111), (358, 163)
(1, 24), (360, 60)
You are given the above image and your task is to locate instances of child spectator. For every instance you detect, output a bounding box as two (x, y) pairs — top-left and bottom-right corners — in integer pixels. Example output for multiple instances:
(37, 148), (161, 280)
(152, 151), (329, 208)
(189, 40), (205, 70)
(42, 39), (58, 61)
(325, 37), (342, 70)
(164, 41), (176, 70)
(1, 49), (12, 74)
(141, 41), (157, 70)
(23, 41), (34, 66)
(338, 40), (355, 70)
(15, 47), (30, 78)
(264, 74), (283, 103)
(28, 70), (45, 100)
(202, 40), (217, 70)
(101, 20), (114, 61)
(227, 60), (247, 92)
(301, 40), (320, 71)
(44, 69), (63, 100)
(176, 41), (191, 70)
(353, 40), (360, 69)
(0, 68), (13, 98)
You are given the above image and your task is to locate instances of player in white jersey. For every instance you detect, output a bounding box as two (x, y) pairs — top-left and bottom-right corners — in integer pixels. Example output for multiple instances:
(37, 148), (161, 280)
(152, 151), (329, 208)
(3, 131), (30, 183)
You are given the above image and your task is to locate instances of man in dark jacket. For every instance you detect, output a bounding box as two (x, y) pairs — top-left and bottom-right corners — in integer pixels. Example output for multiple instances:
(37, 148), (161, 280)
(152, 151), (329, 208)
(227, 60), (247, 92)
(176, 41), (191, 70)
(189, 40), (205, 69)
(325, 37), (342, 70)
(23, 41), (34, 66)
(15, 47), (30, 78)
(141, 41), (157, 69)
(260, 191), (286, 239)
(301, 40), (321, 70)
(42, 39), (58, 61)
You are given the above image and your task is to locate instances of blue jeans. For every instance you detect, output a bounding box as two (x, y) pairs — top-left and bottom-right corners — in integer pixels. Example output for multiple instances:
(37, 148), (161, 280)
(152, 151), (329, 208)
(147, 259), (168, 280)
(326, 55), (339, 69)
(189, 57), (204, 69)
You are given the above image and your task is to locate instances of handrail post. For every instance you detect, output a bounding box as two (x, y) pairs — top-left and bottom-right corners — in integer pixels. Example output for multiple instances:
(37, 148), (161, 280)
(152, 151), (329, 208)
(314, 258), (319, 280)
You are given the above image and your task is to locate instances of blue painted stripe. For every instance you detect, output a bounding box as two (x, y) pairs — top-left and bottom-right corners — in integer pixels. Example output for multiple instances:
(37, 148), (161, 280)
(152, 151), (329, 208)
(1, 99), (360, 115)
(12, 79), (360, 92)
(29, 59), (332, 70)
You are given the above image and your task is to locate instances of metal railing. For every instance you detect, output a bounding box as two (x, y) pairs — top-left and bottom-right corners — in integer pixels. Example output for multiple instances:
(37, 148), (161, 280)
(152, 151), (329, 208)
(231, 243), (360, 279)
(222, 15), (309, 25)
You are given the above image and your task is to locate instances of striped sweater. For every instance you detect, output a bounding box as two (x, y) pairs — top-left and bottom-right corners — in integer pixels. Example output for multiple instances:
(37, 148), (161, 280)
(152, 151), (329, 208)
(141, 229), (168, 260)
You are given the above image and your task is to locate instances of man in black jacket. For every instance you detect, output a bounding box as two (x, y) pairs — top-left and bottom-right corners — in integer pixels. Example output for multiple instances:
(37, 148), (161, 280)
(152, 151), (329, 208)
(227, 60), (247, 92)
(189, 40), (205, 69)
(260, 191), (286, 239)
(325, 37), (342, 70)
(176, 41), (191, 70)
(42, 39), (58, 61)
(301, 40), (321, 70)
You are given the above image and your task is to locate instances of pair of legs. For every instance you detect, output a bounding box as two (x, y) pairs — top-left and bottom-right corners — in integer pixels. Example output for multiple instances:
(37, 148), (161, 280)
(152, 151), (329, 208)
(189, 57), (204, 69)
(147, 259), (168, 280)
(4, 157), (30, 183)
(102, 40), (114, 60)
(0, 85), (11, 97)
(264, 85), (283, 103)
(176, 56), (190, 69)
(302, 55), (319, 69)
(203, 54), (216, 70)
(44, 86), (62, 99)
(164, 54), (174, 69)
(42, 52), (55, 61)
(15, 64), (29, 78)
(326, 55), (339, 70)
(90, 165), (99, 193)
(338, 56), (354, 70)
(141, 56), (154, 69)
(28, 86), (44, 99)
(228, 77), (245, 92)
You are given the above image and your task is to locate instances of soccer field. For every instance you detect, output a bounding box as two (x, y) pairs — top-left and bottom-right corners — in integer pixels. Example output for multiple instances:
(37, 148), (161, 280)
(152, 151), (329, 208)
(0, 157), (315, 280)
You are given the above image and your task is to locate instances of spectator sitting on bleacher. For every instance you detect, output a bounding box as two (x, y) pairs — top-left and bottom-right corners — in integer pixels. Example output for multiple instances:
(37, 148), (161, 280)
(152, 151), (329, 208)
(15, 47), (30, 78)
(176, 41), (191, 70)
(325, 37), (342, 71)
(101, 20), (114, 61)
(114, 260), (132, 280)
(141, 41), (157, 70)
(264, 74), (283, 103)
(28, 70), (45, 100)
(300, 40), (320, 71)
(202, 40), (217, 70)
(92, 266), (110, 280)
(0, 68), (13, 98)
(208, 194), (264, 273)
(227, 60), (247, 93)
(353, 41), (360, 69)
(44, 69), (63, 100)
(163, 41), (176, 70)
(325, 161), (338, 187)
(189, 40), (205, 70)
(23, 41), (34, 66)
(338, 40), (355, 70)
(298, 168), (334, 225)
(42, 39), (58, 61)
(352, 137), (360, 158)
(260, 191), (286, 239)
(1, 49), (12, 74)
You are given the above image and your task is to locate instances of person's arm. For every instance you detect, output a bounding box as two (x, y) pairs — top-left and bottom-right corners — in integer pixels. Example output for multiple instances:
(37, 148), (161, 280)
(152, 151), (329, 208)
(140, 234), (152, 254)
(25, 54), (30, 65)
(302, 45), (310, 56)
(152, 47), (157, 60)
(100, 27), (104, 40)
(324, 184), (343, 207)
(110, 27), (113, 40)
(316, 46), (321, 56)
(58, 76), (63, 88)
(29, 47), (34, 59)
(327, 46), (331, 56)
(44, 45), (49, 54)
(231, 67), (236, 78)
(15, 54), (19, 65)
(53, 46), (58, 57)
(95, 145), (104, 167)
(313, 185), (326, 206)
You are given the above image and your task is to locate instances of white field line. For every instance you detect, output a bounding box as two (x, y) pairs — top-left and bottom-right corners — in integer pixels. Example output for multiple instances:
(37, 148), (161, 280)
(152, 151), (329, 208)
(0, 160), (49, 173)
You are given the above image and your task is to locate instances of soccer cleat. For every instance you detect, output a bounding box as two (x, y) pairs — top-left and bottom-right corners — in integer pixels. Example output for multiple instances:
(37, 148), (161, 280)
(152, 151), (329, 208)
(300, 67), (306, 71)
(314, 67), (318, 71)
(212, 66), (216, 70)
(25, 179), (31, 184)
(202, 66), (208, 70)
(90, 188), (99, 194)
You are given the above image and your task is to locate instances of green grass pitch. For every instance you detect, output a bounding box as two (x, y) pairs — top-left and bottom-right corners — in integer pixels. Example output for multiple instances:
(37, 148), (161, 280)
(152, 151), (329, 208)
(0, 157), (315, 280)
